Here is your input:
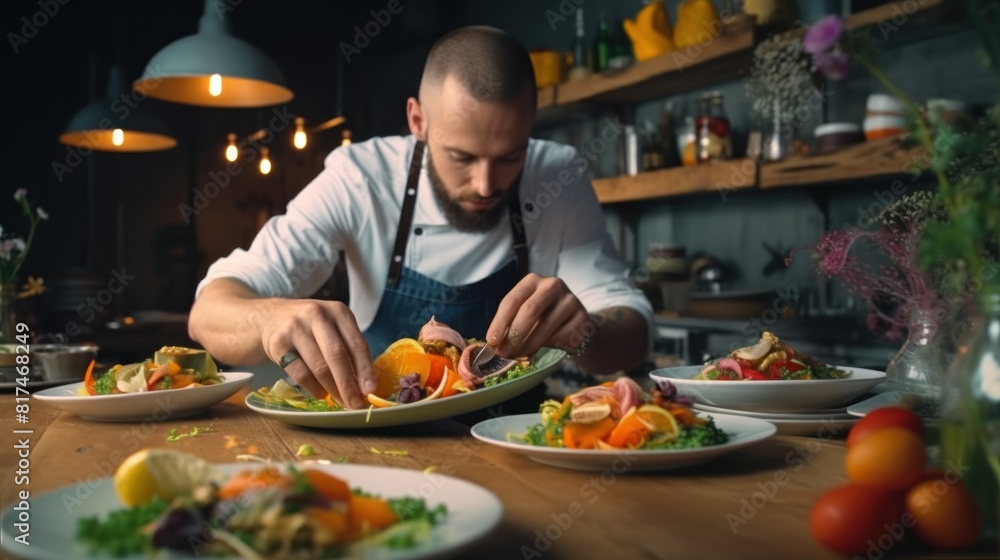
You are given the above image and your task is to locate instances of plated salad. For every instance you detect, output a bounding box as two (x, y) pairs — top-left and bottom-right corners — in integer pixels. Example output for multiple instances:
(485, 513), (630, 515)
(695, 332), (849, 381)
(81, 346), (222, 396)
(76, 449), (445, 559)
(513, 377), (729, 450)
(252, 317), (538, 411)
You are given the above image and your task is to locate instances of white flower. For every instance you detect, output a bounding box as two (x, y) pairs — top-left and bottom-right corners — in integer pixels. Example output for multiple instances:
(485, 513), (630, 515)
(9, 238), (25, 253)
(37, 207), (49, 220)
(13, 188), (26, 201)
(0, 224), (4, 237)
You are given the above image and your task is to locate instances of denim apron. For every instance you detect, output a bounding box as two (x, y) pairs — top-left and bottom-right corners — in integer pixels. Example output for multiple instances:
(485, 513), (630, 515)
(362, 141), (529, 356)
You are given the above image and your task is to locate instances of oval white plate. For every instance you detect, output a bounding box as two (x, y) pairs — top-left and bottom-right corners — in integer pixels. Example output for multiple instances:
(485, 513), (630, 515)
(246, 348), (565, 429)
(650, 366), (885, 412)
(0, 462), (502, 560)
(470, 412), (777, 472)
(33, 372), (253, 422)
(846, 391), (941, 418)
(692, 404), (859, 437)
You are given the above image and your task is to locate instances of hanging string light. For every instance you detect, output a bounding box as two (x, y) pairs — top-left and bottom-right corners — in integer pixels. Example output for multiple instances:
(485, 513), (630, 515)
(293, 117), (307, 149)
(259, 147), (272, 175)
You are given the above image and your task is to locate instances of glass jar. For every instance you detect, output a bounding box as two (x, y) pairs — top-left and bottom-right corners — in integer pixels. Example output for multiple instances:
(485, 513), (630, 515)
(940, 289), (1000, 545)
(695, 92), (732, 163)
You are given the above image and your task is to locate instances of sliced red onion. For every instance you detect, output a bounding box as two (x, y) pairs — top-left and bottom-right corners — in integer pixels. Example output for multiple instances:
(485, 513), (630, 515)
(717, 358), (744, 378)
(610, 377), (642, 418)
(418, 316), (467, 351)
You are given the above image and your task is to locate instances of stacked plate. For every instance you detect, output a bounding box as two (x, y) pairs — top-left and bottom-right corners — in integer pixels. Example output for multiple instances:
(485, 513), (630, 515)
(649, 366), (886, 436)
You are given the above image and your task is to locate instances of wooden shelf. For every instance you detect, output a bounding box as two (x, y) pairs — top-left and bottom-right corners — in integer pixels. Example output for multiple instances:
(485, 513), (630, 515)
(759, 136), (925, 189)
(593, 159), (758, 203)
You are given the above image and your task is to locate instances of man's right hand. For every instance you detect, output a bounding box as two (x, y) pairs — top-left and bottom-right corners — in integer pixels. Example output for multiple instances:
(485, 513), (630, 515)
(188, 279), (378, 410)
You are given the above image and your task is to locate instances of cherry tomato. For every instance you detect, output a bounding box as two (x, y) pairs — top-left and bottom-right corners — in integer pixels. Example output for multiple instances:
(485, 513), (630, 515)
(906, 476), (982, 549)
(742, 368), (769, 380)
(845, 427), (926, 491)
(810, 483), (905, 556)
(767, 359), (804, 379)
(847, 407), (925, 447)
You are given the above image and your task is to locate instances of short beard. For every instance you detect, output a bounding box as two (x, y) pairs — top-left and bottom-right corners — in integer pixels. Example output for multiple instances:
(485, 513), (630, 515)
(427, 150), (508, 233)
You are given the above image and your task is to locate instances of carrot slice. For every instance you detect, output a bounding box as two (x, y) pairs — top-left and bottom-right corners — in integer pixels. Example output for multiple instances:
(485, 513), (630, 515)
(306, 507), (348, 536)
(217, 467), (289, 499)
(346, 494), (399, 540)
(304, 469), (351, 503)
(83, 360), (97, 396)
(606, 408), (650, 449)
(425, 354), (451, 390)
(563, 417), (616, 449)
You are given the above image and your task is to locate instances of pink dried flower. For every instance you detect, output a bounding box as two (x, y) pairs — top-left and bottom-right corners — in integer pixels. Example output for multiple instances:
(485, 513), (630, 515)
(13, 188), (27, 201)
(788, 193), (946, 340)
(814, 50), (850, 80)
(804, 15), (844, 54)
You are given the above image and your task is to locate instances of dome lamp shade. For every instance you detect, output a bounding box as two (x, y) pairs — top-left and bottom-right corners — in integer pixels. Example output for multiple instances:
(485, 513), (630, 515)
(59, 65), (177, 152)
(133, 0), (293, 108)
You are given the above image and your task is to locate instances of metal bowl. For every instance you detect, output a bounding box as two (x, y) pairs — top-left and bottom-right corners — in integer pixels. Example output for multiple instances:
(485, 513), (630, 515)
(31, 343), (99, 382)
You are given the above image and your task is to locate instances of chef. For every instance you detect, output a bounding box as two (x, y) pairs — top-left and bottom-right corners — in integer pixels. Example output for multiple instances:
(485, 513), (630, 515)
(188, 26), (653, 409)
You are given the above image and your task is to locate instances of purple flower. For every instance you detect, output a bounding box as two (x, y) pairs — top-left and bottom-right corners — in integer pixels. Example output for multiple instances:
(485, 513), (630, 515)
(804, 15), (844, 54)
(814, 50), (850, 80)
(13, 188), (27, 201)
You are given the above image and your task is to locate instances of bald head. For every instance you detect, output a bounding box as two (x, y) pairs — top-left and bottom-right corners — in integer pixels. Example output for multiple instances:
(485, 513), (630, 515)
(419, 26), (536, 110)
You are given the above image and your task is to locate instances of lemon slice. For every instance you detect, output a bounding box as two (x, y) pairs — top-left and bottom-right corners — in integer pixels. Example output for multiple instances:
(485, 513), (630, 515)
(636, 404), (680, 437)
(114, 448), (221, 506)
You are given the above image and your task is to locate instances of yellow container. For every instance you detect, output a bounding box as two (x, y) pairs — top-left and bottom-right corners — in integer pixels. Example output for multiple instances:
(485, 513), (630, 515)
(529, 50), (568, 89)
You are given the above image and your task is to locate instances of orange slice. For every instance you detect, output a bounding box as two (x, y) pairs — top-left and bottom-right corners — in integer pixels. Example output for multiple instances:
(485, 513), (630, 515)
(636, 404), (680, 436)
(371, 339), (430, 398)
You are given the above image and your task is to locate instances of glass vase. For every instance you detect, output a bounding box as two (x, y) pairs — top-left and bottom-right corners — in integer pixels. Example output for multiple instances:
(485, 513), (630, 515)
(940, 290), (1000, 546)
(0, 283), (17, 344)
(882, 307), (947, 465)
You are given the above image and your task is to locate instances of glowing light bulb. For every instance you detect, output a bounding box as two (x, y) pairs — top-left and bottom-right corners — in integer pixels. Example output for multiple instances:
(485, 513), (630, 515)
(112, 128), (124, 146)
(209, 73), (223, 97)
(341, 129), (352, 146)
(225, 133), (238, 162)
(293, 117), (307, 149)
(259, 147), (271, 175)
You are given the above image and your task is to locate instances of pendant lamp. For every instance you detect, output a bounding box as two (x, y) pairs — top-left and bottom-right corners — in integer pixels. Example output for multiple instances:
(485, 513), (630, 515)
(59, 65), (177, 152)
(133, 0), (293, 108)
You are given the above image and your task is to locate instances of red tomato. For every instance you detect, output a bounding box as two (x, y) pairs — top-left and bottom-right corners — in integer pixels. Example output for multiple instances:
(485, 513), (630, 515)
(742, 368), (768, 380)
(845, 428), (926, 491)
(810, 483), (905, 556)
(906, 476), (982, 549)
(847, 407), (925, 447)
(767, 359), (804, 379)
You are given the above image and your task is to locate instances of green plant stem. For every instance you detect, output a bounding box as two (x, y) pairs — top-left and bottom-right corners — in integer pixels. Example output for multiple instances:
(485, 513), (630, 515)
(854, 56), (986, 277)
(9, 217), (38, 286)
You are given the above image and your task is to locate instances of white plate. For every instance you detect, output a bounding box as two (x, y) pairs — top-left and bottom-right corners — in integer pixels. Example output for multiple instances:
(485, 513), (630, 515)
(469, 412), (777, 472)
(691, 404), (859, 437)
(33, 372), (254, 422)
(247, 348), (565, 429)
(0, 462), (502, 560)
(650, 366), (886, 412)
(692, 402), (853, 420)
(847, 391), (942, 418)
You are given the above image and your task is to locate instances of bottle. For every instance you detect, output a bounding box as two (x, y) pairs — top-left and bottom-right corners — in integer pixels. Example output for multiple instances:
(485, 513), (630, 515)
(607, 19), (632, 70)
(658, 102), (682, 168)
(940, 290), (1000, 544)
(592, 12), (610, 73)
(569, 8), (591, 81)
(695, 92), (732, 163)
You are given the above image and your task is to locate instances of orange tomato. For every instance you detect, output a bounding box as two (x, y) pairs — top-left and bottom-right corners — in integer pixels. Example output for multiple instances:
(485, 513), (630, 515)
(905, 477), (982, 550)
(563, 418), (616, 449)
(218, 467), (289, 499)
(847, 407), (924, 447)
(810, 483), (905, 556)
(845, 427), (926, 491)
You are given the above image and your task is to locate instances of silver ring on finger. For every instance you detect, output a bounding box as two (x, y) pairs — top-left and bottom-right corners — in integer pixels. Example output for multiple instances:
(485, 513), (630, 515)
(278, 350), (302, 369)
(570, 335), (590, 358)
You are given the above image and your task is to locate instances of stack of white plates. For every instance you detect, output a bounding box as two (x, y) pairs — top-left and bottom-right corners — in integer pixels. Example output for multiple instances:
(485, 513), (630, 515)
(649, 366), (886, 436)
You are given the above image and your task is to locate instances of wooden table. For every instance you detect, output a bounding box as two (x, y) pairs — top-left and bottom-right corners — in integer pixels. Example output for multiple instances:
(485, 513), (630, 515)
(0, 390), (988, 560)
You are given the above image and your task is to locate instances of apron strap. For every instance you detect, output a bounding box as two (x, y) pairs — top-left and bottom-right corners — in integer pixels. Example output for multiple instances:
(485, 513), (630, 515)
(508, 171), (529, 280)
(387, 140), (426, 286)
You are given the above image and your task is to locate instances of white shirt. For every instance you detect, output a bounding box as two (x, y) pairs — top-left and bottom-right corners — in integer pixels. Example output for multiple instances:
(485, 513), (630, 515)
(198, 135), (653, 341)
